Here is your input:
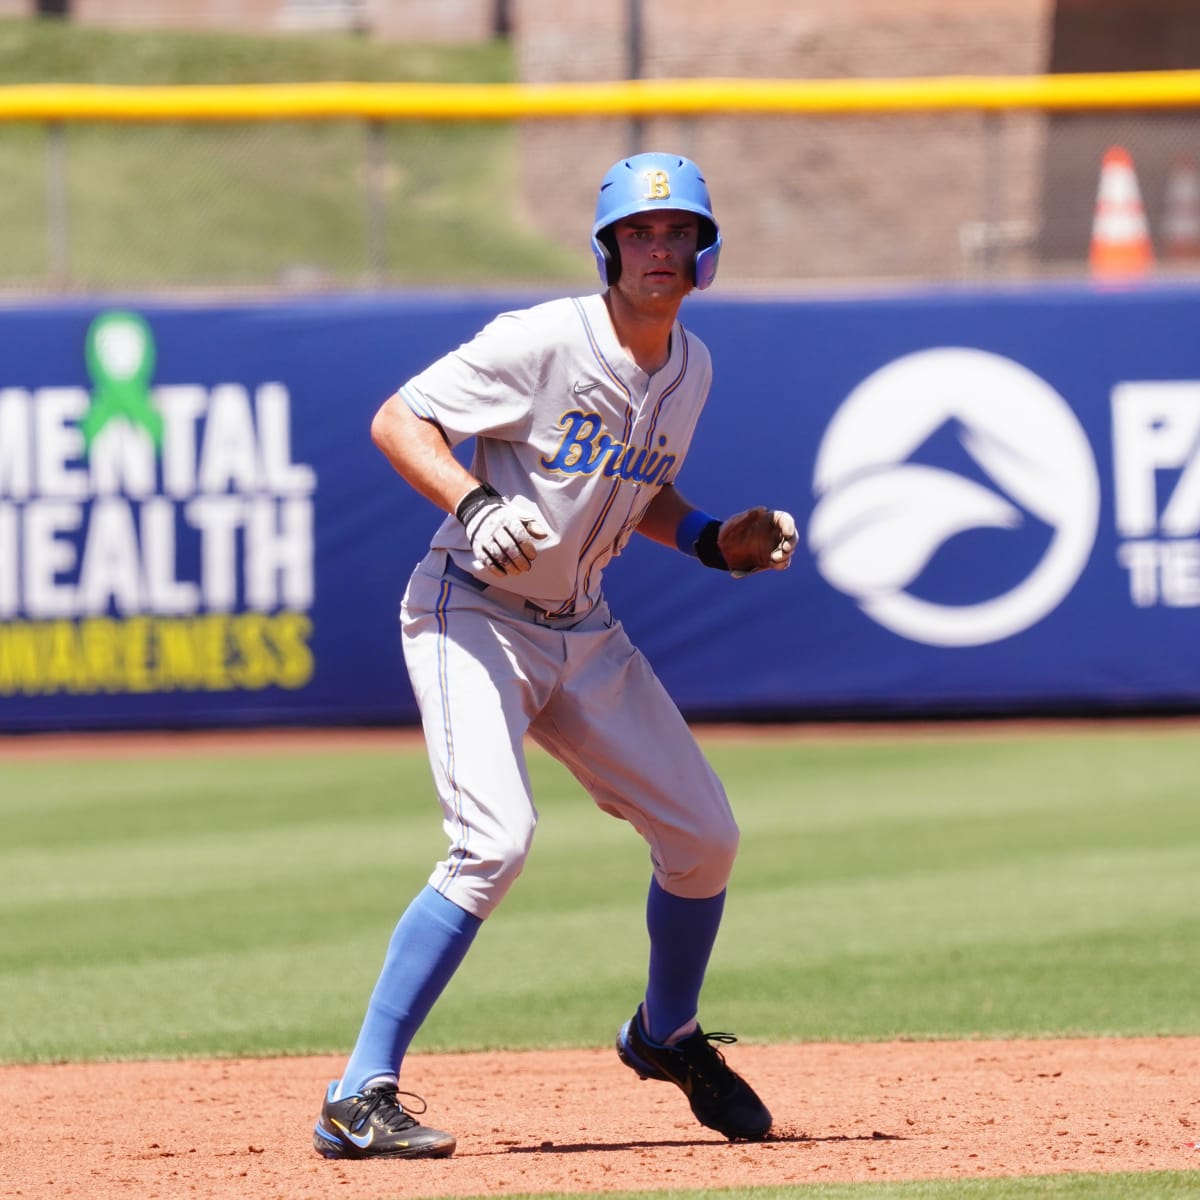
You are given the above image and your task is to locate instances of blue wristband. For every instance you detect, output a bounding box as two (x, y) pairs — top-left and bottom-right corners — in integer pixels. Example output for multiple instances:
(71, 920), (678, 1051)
(676, 509), (718, 556)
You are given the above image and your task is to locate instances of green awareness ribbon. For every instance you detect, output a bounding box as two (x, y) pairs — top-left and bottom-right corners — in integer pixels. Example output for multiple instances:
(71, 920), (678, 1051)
(80, 311), (164, 451)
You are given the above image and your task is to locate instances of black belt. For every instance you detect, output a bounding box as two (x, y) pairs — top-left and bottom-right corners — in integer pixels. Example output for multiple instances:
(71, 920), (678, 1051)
(443, 556), (489, 593)
(442, 555), (580, 623)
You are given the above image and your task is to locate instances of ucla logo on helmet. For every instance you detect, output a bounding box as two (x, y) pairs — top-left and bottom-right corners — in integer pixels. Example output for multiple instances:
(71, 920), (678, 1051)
(643, 170), (671, 201)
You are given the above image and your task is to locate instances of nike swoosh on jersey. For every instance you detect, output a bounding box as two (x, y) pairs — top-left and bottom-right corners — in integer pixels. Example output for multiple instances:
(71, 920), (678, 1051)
(572, 379), (604, 395)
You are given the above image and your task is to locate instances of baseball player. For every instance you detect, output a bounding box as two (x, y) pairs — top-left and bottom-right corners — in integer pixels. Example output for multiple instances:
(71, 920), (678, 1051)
(313, 151), (797, 1161)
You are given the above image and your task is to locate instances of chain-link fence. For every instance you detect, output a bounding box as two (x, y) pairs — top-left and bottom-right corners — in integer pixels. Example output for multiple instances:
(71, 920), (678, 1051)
(3, 75), (1200, 294)
(0, 117), (585, 293)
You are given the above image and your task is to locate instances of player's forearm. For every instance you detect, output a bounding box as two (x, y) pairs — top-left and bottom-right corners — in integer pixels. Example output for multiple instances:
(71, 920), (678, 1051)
(635, 485), (698, 548)
(370, 391), (479, 514)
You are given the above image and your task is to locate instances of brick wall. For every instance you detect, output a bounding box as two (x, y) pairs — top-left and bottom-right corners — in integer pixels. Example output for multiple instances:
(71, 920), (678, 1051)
(1041, 0), (1200, 263)
(88, 0), (284, 32)
(20, 0), (498, 41)
(513, 0), (1054, 283)
(517, 0), (1049, 83)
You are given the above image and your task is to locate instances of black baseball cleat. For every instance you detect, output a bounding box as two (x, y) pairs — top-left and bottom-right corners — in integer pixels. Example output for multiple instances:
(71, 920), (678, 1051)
(616, 1006), (773, 1141)
(313, 1080), (457, 1159)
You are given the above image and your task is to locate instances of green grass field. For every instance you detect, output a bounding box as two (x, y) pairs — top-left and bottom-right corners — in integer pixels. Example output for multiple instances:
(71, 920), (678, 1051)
(3, 723), (1198, 1197)
(3, 726), (1198, 1063)
(0, 18), (588, 289)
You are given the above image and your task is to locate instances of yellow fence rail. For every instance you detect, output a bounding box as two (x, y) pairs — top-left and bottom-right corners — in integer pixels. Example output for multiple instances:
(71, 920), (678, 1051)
(4, 71), (1200, 291)
(3, 71), (1200, 123)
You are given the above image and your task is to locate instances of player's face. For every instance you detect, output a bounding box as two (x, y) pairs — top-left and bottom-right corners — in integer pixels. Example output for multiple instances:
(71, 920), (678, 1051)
(610, 210), (700, 307)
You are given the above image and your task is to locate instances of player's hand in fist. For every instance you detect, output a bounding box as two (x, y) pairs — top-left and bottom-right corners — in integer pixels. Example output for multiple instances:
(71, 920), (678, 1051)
(456, 481), (549, 577)
(718, 507), (797, 578)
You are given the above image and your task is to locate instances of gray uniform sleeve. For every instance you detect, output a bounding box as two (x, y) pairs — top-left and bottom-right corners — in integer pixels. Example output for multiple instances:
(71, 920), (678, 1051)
(398, 311), (540, 448)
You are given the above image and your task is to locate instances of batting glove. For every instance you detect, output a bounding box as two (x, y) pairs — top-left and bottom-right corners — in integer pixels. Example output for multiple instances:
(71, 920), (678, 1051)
(456, 481), (549, 577)
(716, 507), (798, 578)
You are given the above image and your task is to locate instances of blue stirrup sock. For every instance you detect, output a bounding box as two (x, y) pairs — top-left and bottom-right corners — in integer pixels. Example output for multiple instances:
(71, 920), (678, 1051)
(339, 885), (482, 1096)
(642, 878), (726, 1045)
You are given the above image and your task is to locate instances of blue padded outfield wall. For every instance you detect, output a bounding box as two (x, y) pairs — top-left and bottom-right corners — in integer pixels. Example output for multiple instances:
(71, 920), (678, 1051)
(3, 283), (1200, 731)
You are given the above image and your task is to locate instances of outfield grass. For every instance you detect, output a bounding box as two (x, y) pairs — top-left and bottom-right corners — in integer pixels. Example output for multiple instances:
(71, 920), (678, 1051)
(2, 724), (1198, 1065)
(0, 18), (588, 289)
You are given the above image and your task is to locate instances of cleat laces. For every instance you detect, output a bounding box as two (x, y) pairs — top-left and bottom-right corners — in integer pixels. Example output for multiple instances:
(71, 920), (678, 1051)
(674, 1030), (742, 1098)
(350, 1085), (428, 1134)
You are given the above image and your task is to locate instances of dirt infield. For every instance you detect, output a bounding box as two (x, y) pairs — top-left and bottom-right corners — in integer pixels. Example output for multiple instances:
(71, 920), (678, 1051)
(4, 1038), (1198, 1199)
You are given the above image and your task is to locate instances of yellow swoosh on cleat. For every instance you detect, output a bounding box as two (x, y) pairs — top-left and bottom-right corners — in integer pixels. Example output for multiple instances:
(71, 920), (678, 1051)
(331, 1118), (375, 1149)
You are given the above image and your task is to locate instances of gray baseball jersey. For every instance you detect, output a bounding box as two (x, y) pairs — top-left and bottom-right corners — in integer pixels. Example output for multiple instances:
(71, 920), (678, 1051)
(395, 292), (735, 920)
(400, 292), (711, 616)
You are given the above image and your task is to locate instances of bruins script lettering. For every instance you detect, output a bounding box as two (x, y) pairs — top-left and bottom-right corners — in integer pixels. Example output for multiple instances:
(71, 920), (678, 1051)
(539, 410), (677, 486)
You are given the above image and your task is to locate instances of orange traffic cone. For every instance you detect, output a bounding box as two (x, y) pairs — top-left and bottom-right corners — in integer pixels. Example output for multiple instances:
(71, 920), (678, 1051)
(1162, 152), (1200, 263)
(1089, 145), (1154, 280)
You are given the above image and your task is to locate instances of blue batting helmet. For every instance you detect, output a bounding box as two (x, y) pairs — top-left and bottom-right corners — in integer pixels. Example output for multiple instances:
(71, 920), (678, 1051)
(591, 152), (722, 290)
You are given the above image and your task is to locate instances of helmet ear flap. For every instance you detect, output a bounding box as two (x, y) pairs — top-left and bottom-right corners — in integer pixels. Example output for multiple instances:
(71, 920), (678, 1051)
(693, 216), (722, 290)
(593, 227), (621, 286)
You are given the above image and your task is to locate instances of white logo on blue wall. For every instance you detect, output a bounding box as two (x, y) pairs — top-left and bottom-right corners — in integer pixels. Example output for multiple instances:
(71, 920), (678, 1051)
(808, 348), (1100, 647)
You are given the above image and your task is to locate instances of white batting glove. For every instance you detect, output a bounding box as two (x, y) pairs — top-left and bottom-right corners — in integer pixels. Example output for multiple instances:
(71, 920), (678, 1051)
(456, 482), (549, 577)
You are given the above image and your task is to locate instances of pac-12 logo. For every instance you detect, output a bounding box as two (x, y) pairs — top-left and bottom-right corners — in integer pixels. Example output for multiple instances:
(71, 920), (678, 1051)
(807, 348), (1100, 647)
